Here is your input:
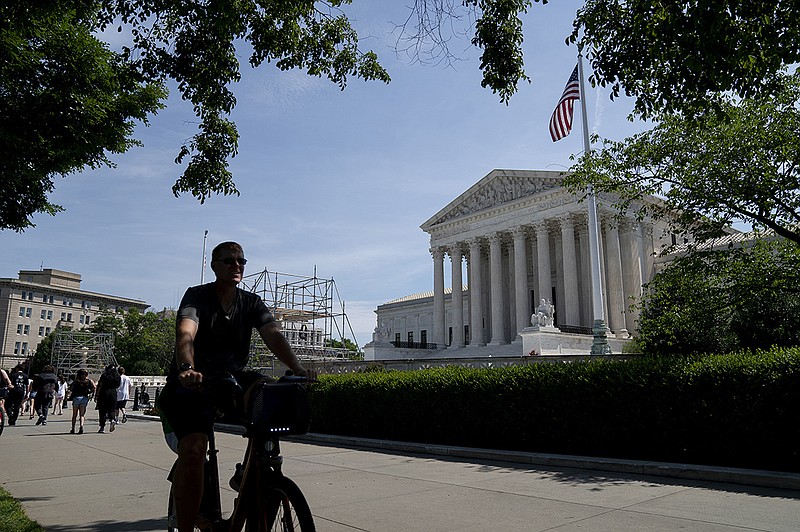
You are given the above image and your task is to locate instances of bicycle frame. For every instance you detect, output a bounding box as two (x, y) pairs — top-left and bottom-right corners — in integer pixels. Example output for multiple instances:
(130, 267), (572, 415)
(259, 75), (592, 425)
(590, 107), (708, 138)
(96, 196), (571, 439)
(169, 420), (293, 531)
(168, 374), (314, 531)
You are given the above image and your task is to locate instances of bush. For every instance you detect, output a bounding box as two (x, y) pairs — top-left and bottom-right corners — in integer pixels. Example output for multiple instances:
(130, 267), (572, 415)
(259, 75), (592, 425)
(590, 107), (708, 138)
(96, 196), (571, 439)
(308, 347), (800, 472)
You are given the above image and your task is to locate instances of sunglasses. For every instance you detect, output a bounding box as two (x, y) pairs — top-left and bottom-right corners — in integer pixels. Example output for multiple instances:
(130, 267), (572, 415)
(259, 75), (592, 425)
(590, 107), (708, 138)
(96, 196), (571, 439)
(217, 257), (247, 266)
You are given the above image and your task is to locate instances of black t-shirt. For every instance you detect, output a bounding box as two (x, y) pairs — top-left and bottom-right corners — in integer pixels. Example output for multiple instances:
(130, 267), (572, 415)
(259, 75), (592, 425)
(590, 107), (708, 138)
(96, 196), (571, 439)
(9, 370), (28, 395)
(172, 283), (275, 376)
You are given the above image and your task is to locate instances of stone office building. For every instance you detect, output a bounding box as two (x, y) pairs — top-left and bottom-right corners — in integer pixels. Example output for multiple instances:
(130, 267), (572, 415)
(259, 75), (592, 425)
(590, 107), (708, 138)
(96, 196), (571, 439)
(0, 269), (149, 368)
(367, 169), (681, 359)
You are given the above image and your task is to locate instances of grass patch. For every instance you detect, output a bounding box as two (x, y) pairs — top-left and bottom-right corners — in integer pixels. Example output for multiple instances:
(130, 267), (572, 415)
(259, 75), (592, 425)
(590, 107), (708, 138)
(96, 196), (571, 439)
(0, 485), (45, 532)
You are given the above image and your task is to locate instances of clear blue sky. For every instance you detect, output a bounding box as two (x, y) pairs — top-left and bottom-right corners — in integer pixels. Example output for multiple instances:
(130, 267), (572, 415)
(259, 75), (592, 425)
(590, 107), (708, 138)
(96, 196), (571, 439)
(0, 1), (647, 346)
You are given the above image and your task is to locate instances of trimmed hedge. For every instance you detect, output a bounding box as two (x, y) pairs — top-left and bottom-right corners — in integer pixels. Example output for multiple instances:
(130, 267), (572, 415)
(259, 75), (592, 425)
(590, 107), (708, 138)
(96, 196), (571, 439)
(308, 347), (800, 472)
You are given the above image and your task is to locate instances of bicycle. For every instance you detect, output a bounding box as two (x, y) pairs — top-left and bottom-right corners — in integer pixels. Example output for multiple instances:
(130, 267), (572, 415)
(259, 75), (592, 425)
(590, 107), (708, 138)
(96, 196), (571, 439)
(167, 373), (316, 531)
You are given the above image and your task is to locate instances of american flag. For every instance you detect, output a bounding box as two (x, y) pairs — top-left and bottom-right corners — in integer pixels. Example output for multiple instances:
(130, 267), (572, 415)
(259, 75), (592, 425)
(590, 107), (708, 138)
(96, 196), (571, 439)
(549, 65), (580, 142)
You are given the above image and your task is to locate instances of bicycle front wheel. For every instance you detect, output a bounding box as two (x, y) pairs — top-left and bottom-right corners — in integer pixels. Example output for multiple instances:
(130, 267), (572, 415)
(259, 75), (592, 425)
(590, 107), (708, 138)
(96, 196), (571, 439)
(246, 475), (315, 532)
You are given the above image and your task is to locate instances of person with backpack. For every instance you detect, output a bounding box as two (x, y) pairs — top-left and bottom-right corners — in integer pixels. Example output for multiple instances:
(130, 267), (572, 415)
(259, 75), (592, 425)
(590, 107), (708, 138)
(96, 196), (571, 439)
(7, 365), (28, 426)
(95, 365), (121, 433)
(67, 369), (95, 435)
(32, 365), (58, 426)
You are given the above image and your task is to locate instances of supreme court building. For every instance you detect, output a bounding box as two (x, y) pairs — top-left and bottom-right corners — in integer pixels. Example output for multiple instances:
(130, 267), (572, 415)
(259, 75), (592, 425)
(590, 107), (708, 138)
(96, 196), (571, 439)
(366, 169), (678, 360)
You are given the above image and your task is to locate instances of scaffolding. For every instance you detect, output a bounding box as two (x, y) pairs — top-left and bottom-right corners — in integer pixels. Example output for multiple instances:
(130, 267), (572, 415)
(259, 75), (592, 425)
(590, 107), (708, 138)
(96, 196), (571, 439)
(51, 330), (116, 376)
(241, 267), (359, 366)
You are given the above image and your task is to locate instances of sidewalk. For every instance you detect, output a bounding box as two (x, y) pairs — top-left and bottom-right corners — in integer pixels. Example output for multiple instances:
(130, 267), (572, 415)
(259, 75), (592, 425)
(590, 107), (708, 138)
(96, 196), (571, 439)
(1, 410), (799, 531)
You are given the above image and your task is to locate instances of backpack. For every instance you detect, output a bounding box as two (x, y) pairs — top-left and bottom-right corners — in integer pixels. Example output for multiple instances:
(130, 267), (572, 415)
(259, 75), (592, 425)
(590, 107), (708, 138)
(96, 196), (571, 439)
(39, 373), (57, 398)
(41, 381), (56, 398)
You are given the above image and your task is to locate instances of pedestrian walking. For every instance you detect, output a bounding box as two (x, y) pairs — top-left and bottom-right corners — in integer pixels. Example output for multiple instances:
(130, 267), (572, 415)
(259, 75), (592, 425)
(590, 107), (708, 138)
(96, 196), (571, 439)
(116, 366), (132, 423)
(7, 365), (28, 426)
(67, 369), (95, 435)
(95, 365), (120, 433)
(32, 365), (58, 426)
(52, 375), (67, 416)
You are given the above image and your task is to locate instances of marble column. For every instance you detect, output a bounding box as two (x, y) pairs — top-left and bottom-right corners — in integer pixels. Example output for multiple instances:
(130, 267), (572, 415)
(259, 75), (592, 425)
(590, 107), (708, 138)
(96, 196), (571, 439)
(620, 219), (644, 332)
(559, 215), (580, 326)
(488, 232), (508, 345)
(642, 221), (656, 284)
(534, 221), (551, 309)
(468, 238), (485, 346)
(512, 227), (529, 338)
(577, 222), (592, 327)
(432, 247), (446, 347)
(603, 219), (627, 335)
(449, 244), (465, 348)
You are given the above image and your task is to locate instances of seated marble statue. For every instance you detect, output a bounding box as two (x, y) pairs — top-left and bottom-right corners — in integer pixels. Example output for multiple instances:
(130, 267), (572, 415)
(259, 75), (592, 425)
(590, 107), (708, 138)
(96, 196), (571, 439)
(532, 298), (555, 327)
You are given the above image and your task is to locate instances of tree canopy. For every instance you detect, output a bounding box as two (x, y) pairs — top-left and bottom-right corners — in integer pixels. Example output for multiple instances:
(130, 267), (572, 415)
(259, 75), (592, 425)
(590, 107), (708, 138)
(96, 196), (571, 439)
(90, 308), (176, 375)
(571, 0), (800, 119)
(635, 239), (800, 355)
(1, 3), (166, 231)
(1, 0), (389, 231)
(5, 1), (800, 230)
(564, 72), (800, 247)
(402, 0), (800, 117)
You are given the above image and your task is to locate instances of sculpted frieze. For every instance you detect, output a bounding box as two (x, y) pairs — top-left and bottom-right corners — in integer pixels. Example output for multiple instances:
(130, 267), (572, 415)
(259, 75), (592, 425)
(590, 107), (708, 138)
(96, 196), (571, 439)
(433, 175), (561, 224)
(429, 192), (577, 244)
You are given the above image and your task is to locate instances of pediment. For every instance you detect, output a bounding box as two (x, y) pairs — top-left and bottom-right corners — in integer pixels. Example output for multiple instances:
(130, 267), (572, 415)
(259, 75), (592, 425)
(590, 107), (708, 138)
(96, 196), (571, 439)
(421, 169), (566, 229)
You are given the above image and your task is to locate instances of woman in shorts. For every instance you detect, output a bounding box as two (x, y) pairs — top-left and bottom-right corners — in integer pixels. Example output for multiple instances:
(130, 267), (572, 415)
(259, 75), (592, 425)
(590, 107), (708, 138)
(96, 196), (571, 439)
(67, 369), (95, 435)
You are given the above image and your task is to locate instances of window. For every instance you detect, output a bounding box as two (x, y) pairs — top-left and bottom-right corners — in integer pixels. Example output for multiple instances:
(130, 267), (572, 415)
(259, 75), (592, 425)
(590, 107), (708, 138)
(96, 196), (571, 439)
(21, 342), (28, 355)
(421, 330), (428, 345)
(41, 309), (47, 319)
(14, 342), (20, 354)
(85, 316), (91, 325)
(25, 307), (31, 317)
(408, 331), (414, 343)
(38, 326), (44, 336)
(67, 312), (73, 322)
(47, 310), (53, 320)
(24, 325), (30, 334)
(61, 312), (66, 321)
(45, 327), (51, 335)
(19, 306), (25, 317)
(16, 324), (23, 334)
(42, 294), (47, 303)
(28, 291), (34, 300)
(395, 333), (401, 344)
(79, 315), (84, 324)
(49, 295), (54, 304)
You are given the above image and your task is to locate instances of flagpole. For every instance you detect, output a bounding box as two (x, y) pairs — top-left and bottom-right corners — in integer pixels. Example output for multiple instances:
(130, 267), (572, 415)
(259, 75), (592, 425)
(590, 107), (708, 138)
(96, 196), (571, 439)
(200, 230), (208, 284)
(577, 52), (611, 355)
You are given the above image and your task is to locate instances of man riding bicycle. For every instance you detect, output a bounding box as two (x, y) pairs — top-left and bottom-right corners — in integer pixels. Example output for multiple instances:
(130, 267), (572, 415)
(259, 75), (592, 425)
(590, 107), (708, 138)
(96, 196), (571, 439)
(160, 241), (312, 532)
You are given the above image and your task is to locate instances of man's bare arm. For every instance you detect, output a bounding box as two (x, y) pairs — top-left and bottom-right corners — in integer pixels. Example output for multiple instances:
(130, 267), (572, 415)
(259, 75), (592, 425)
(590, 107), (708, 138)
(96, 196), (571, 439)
(176, 318), (202, 386)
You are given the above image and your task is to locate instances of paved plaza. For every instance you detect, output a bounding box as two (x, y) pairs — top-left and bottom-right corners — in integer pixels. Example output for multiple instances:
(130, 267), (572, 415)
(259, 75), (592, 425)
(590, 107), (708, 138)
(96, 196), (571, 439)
(1, 411), (800, 531)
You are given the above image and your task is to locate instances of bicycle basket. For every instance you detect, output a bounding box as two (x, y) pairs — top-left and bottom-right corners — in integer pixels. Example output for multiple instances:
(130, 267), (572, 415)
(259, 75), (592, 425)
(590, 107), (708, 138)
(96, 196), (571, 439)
(248, 382), (310, 436)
